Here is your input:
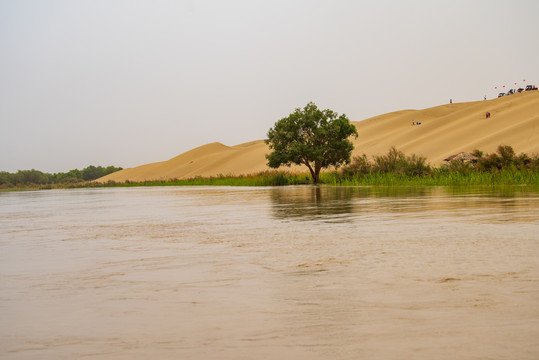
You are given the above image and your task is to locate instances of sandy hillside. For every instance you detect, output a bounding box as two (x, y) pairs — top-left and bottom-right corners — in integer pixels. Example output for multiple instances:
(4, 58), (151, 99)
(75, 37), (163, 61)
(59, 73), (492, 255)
(98, 91), (539, 182)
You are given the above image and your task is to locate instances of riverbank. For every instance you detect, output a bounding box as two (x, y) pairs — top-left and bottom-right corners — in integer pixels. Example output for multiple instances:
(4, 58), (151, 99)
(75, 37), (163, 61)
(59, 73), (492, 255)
(4, 146), (538, 191)
(3, 169), (538, 191)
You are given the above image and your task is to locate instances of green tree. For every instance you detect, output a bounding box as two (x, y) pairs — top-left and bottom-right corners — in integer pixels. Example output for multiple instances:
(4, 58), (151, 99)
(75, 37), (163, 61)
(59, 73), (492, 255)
(104, 165), (122, 176)
(55, 169), (83, 183)
(82, 165), (102, 181)
(265, 102), (358, 183)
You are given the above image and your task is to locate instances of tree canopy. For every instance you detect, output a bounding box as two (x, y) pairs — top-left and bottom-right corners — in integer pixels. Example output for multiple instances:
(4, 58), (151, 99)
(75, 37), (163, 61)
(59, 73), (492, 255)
(265, 102), (358, 183)
(0, 165), (123, 188)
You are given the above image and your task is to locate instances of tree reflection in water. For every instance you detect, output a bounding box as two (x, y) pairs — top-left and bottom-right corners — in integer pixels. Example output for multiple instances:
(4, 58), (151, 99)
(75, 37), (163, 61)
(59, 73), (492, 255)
(270, 186), (357, 222)
(269, 185), (538, 222)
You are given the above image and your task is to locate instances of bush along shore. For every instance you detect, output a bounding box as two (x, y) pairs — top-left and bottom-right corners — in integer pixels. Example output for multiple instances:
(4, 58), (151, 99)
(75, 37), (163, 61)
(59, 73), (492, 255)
(0, 165), (122, 190)
(328, 145), (539, 186)
(2, 146), (538, 191)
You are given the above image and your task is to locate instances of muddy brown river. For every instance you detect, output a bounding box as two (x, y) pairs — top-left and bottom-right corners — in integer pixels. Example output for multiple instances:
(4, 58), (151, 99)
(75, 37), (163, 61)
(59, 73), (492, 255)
(1, 186), (538, 359)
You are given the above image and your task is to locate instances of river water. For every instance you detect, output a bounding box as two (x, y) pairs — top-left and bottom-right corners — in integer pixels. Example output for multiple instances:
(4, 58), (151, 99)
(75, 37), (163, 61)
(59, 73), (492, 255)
(1, 186), (538, 359)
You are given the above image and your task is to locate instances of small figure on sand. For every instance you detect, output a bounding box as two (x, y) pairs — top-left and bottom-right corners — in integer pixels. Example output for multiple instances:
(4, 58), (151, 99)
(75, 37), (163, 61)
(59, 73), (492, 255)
(412, 120), (415, 125)
(450, 99), (452, 104)
(486, 112), (491, 119)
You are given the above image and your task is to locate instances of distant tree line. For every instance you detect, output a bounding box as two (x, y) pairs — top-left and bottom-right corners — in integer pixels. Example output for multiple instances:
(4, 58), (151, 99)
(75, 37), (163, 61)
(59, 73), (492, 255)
(0, 165), (122, 188)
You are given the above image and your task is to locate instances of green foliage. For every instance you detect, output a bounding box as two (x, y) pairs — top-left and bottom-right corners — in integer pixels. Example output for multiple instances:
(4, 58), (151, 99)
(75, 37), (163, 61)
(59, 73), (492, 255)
(54, 169), (82, 183)
(341, 147), (431, 179)
(2, 146), (538, 191)
(94, 171), (312, 188)
(471, 145), (539, 172)
(333, 167), (538, 186)
(80, 165), (122, 181)
(265, 102), (358, 183)
(0, 169), (52, 186)
(373, 147), (430, 176)
(339, 146), (539, 186)
(0, 165), (122, 189)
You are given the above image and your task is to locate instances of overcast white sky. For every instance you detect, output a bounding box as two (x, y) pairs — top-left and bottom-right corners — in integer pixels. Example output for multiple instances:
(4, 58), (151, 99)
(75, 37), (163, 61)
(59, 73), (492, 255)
(1, 0), (538, 172)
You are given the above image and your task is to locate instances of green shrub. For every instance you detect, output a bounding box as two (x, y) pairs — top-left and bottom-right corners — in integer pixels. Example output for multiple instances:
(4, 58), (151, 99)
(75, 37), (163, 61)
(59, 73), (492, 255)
(473, 145), (539, 172)
(342, 147), (431, 179)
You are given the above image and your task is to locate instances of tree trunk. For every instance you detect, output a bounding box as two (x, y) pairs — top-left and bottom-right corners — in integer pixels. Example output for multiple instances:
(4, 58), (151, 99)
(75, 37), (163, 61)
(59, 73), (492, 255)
(304, 160), (321, 184)
(313, 170), (320, 184)
(313, 162), (322, 184)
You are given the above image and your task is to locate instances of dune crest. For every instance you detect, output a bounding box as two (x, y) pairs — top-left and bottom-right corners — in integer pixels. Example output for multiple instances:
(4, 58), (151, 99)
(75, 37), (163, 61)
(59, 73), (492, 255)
(98, 92), (539, 182)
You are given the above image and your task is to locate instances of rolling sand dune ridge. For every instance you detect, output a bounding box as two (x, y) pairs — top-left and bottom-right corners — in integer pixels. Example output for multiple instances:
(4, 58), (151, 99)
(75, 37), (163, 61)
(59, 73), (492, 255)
(98, 92), (539, 183)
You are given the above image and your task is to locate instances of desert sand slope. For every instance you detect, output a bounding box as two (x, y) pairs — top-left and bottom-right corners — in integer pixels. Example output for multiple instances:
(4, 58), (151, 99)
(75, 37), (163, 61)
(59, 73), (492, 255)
(98, 91), (539, 182)
(351, 91), (539, 164)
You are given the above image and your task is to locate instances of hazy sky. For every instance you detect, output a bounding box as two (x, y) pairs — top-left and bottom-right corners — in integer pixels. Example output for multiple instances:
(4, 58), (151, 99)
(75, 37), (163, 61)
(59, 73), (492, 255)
(1, 0), (538, 172)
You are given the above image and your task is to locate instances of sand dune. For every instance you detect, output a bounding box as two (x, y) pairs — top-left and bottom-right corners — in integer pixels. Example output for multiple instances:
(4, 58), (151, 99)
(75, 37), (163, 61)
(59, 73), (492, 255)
(98, 92), (539, 182)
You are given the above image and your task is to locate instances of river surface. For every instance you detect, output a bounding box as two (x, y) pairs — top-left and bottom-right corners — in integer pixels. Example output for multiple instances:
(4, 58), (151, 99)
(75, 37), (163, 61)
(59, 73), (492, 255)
(1, 186), (538, 359)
